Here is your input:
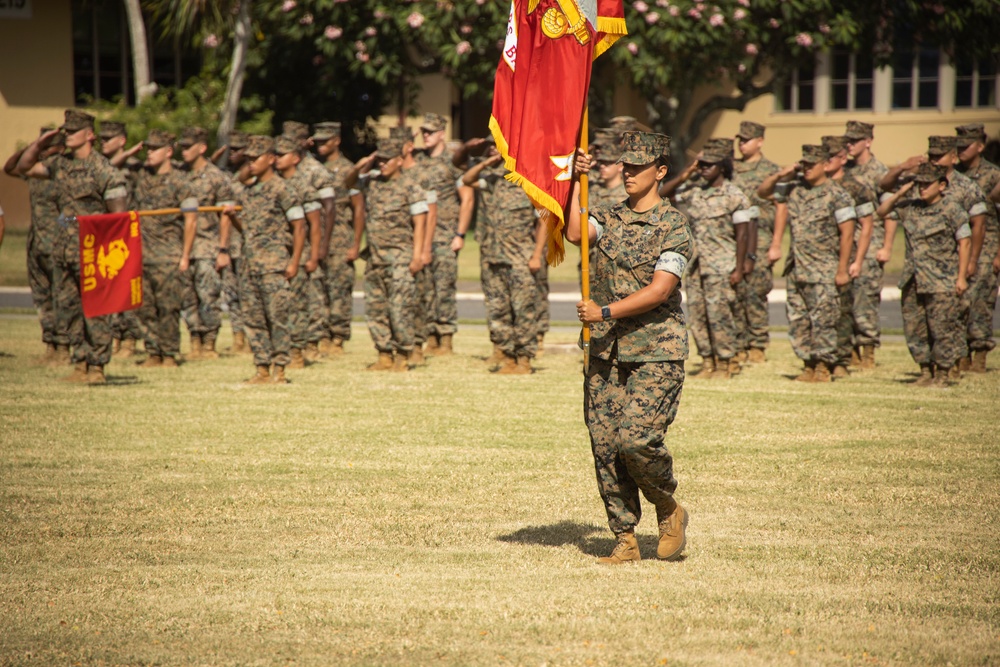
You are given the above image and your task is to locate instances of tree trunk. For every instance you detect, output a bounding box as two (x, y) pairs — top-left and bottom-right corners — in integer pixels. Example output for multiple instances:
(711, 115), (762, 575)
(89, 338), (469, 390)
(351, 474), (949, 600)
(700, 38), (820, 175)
(217, 0), (252, 146)
(123, 0), (153, 102)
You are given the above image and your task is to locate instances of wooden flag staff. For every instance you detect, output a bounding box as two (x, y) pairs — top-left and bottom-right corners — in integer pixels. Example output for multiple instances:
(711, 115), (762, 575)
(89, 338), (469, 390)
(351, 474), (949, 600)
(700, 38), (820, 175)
(135, 206), (242, 216)
(579, 107), (591, 374)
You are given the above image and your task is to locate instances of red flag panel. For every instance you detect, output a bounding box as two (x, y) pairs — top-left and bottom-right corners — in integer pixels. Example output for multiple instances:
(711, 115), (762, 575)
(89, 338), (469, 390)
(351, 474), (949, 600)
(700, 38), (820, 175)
(78, 211), (144, 318)
(490, 0), (626, 265)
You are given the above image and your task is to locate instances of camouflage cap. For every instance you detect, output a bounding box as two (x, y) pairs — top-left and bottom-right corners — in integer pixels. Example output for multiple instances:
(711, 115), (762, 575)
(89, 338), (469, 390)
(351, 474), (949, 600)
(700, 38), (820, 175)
(801, 144), (830, 163)
(821, 135), (849, 155)
(376, 135), (405, 159)
(389, 125), (415, 142)
(700, 137), (734, 163)
(178, 127), (209, 147)
(312, 121), (342, 141)
(274, 135), (301, 155)
(420, 113), (448, 132)
(282, 121), (310, 142)
(913, 162), (948, 184)
(927, 135), (957, 156)
(228, 130), (249, 150)
(955, 123), (986, 147)
(243, 135), (274, 159)
(844, 120), (874, 141)
(619, 131), (670, 164)
(593, 128), (623, 162)
(736, 121), (765, 140)
(98, 121), (126, 139)
(61, 109), (95, 132)
(609, 116), (652, 133)
(144, 129), (176, 149)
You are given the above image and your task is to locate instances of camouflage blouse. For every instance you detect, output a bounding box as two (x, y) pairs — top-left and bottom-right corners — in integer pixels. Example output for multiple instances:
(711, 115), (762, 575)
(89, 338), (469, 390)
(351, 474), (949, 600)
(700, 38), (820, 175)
(897, 197), (971, 293)
(476, 166), (537, 265)
(416, 150), (462, 244)
(131, 168), (188, 264)
(180, 162), (236, 260)
(732, 154), (779, 250)
(359, 170), (428, 265)
(237, 176), (304, 274)
(674, 180), (753, 276)
(783, 179), (856, 284)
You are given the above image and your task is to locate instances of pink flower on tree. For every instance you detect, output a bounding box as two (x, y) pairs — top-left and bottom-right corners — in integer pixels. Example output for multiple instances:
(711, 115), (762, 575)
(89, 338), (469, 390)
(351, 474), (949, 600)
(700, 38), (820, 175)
(769, 18), (780, 28)
(299, 13), (313, 25)
(795, 32), (813, 46)
(709, 13), (724, 26)
(646, 11), (660, 23)
(356, 52), (370, 62)
(745, 43), (758, 55)
(374, 9), (385, 19)
(355, 40), (367, 51)
(633, 1), (649, 11)
(669, 6), (680, 16)
(688, 8), (702, 18)
(656, 0), (670, 6)
(819, 23), (830, 34)
(733, 8), (746, 20)
(456, 40), (472, 55)
(324, 25), (343, 40)
(737, 0), (750, 5)
(627, 42), (639, 55)
(203, 33), (219, 48)
(407, 12), (425, 28)
(365, 26), (377, 36)
(281, 0), (296, 11)
(738, 63), (747, 73)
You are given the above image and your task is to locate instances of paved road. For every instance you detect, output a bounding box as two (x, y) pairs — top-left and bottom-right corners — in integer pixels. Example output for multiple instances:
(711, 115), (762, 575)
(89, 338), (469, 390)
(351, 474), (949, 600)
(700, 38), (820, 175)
(5, 285), (998, 331)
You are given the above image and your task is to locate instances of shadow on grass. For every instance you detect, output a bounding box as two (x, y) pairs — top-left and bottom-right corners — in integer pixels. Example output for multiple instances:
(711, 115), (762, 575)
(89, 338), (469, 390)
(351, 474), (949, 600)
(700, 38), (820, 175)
(0, 351), (15, 358)
(497, 520), (662, 558)
(103, 375), (141, 386)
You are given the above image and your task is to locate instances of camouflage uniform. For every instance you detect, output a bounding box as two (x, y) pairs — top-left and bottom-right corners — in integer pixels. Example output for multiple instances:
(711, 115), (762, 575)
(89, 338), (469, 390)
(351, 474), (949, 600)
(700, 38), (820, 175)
(319, 143), (360, 343)
(359, 155), (429, 355)
(780, 150), (857, 366)
(416, 145), (462, 340)
(675, 178), (753, 362)
(221, 132), (249, 338)
(44, 129), (128, 368)
(896, 174), (971, 369)
(132, 138), (187, 359)
(180, 144), (236, 348)
(278, 140), (329, 352)
(955, 132), (1000, 354)
(476, 165), (542, 359)
(236, 137), (303, 368)
(732, 123), (779, 353)
(584, 132), (693, 535)
(26, 176), (64, 345)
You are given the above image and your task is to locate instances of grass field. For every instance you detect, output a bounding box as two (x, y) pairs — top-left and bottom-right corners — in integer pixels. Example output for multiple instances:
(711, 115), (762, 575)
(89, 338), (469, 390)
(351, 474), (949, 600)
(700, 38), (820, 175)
(1, 318), (998, 666)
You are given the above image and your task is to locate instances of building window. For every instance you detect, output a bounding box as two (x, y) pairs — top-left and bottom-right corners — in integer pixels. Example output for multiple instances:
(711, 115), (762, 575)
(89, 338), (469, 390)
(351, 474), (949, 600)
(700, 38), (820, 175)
(892, 48), (939, 109)
(776, 65), (815, 113)
(955, 58), (998, 109)
(831, 50), (874, 111)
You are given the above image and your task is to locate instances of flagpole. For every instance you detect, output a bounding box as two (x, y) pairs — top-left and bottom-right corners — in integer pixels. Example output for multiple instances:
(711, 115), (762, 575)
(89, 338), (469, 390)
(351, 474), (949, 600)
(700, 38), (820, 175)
(135, 206), (242, 216)
(579, 106), (591, 375)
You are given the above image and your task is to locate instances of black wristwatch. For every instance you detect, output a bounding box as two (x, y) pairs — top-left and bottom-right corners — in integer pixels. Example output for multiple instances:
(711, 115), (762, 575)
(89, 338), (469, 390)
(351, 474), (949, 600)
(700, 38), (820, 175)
(217, 247), (230, 255)
(746, 253), (757, 261)
(455, 232), (465, 239)
(601, 306), (612, 321)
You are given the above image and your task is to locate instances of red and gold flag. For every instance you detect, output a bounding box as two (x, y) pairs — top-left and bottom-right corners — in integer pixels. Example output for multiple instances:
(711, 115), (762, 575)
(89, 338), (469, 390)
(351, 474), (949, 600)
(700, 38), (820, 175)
(78, 211), (143, 318)
(490, 0), (626, 264)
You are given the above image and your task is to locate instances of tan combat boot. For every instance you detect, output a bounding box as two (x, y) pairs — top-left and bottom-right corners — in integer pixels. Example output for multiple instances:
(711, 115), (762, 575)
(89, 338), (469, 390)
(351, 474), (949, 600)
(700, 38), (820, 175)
(832, 364), (850, 379)
(748, 348), (766, 364)
(162, 356), (179, 368)
(914, 364), (934, 387)
(692, 356), (716, 378)
(728, 358), (742, 375)
(140, 355), (164, 368)
(536, 333), (545, 359)
(493, 353), (518, 374)
(392, 351), (411, 372)
(245, 365), (272, 384)
(61, 361), (89, 383)
(188, 337), (204, 360)
(438, 334), (454, 356)
(795, 361), (816, 382)
(736, 349), (748, 363)
(271, 365), (288, 384)
(860, 345), (876, 369)
(367, 351), (394, 371)
(485, 344), (505, 370)
(118, 338), (137, 359)
(317, 337), (332, 357)
(970, 350), (988, 373)
(498, 355), (531, 375)
(655, 498), (689, 561)
(425, 334), (440, 355)
(86, 365), (107, 385)
(288, 348), (306, 369)
(849, 347), (862, 367)
(112, 338), (121, 354)
(958, 355), (972, 372)
(598, 531), (641, 565)
(948, 366), (962, 384)
(812, 362), (832, 383)
(231, 331), (249, 354)
(51, 344), (71, 367)
(304, 341), (320, 362)
(201, 337), (219, 360)
(410, 344), (425, 366)
(35, 343), (57, 365)
(329, 337), (345, 356)
(711, 359), (732, 380)
(931, 367), (952, 388)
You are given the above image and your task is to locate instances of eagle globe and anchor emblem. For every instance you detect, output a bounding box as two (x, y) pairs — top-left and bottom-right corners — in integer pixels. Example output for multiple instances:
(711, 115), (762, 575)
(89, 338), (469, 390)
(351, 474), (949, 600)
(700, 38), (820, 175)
(97, 238), (130, 280)
(536, 0), (593, 45)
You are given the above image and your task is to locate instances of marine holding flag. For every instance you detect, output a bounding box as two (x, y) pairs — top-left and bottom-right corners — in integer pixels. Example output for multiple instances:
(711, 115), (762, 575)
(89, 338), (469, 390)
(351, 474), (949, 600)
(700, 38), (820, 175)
(14, 110), (128, 385)
(490, 0), (626, 265)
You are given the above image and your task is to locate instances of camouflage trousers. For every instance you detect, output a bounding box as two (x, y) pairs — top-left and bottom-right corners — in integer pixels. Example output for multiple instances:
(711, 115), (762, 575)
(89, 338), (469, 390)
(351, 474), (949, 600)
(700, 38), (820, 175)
(412, 266), (434, 346)
(241, 271), (294, 368)
(901, 281), (967, 369)
(221, 259), (243, 335)
(321, 256), (355, 342)
(851, 258), (883, 347)
(482, 261), (540, 358)
(585, 357), (684, 535)
(427, 243), (459, 337)
(835, 283), (855, 365)
(289, 266), (328, 348)
(965, 259), (998, 352)
(26, 243), (59, 345)
(786, 280), (839, 364)
(686, 271), (740, 361)
(55, 249), (111, 367)
(111, 310), (142, 341)
(181, 258), (222, 343)
(735, 264), (773, 351)
(137, 263), (184, 359)
(536, 262), (550, 334)
(364, 258), (416, 354)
